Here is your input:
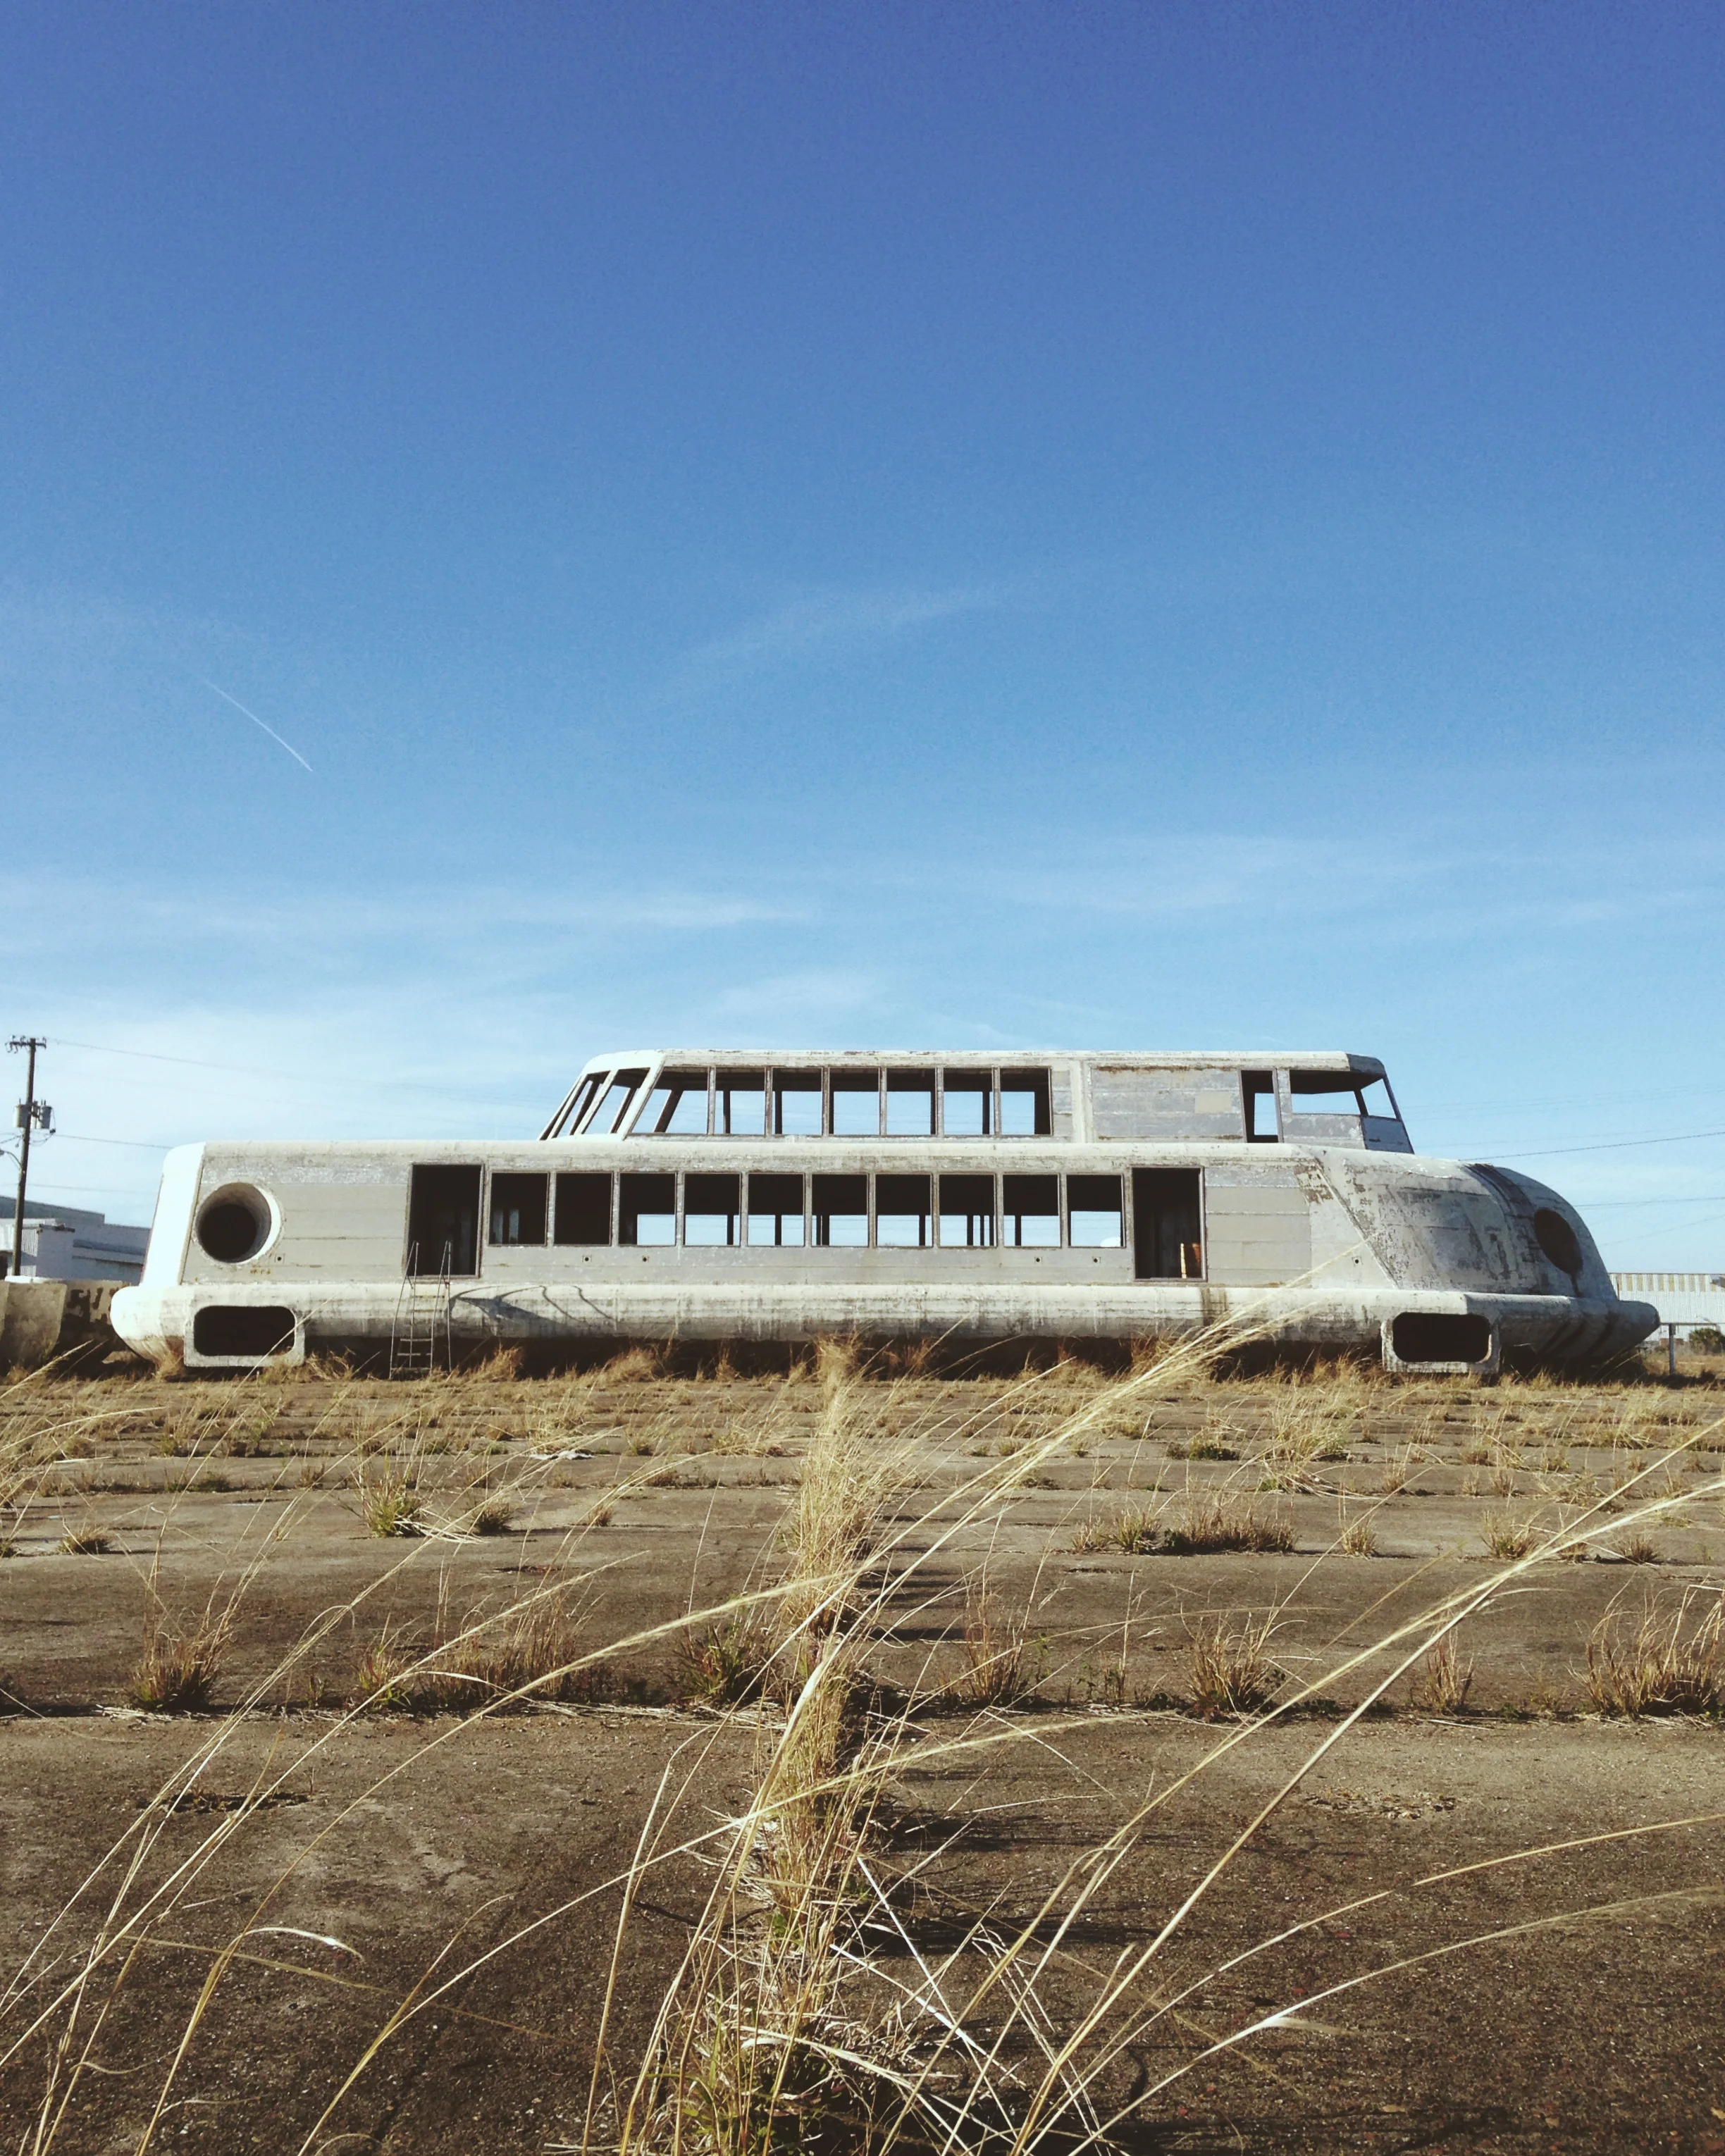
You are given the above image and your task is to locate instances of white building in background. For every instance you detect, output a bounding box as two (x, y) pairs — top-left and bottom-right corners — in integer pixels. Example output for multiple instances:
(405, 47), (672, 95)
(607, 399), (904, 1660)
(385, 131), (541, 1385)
(0, 1198), (150, 1284)
(1611, 1272), (1725, 1334)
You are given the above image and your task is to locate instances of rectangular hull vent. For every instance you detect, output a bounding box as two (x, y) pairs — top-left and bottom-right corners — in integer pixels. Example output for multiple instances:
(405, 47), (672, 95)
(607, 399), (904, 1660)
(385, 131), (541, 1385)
(1390, 1313), (1493, 1365)
(192, 1306), (297, 1359)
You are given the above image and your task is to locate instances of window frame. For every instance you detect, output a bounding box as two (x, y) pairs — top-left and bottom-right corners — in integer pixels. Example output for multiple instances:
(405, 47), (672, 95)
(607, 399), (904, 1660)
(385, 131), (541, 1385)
(618, 1170), (677, 1248)
(874, 1170), (932, 1248)
(1066, 1172), (1125, 1249)
(937, 1172), (997, 1248)
(637, 1068), (713, 1137)
(487, 1170), (549, 1248)
(828, 1068), (884, 1138)
(812, 1171), (870, 1248)
(771, 1068), (826, 1139)
(684, 1170), (743, 1247)
(553, 1171), (614, 1246)
(747, 1171), (808, 1246)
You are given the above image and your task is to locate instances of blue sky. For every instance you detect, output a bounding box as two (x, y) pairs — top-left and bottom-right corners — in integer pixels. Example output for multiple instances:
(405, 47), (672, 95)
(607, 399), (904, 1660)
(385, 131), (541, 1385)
(4, 2), (1723, 1262)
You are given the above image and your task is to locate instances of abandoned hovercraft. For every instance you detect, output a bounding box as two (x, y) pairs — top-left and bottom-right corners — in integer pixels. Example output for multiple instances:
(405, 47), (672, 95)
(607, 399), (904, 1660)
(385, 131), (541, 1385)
(110, 1050), (1656, 1375)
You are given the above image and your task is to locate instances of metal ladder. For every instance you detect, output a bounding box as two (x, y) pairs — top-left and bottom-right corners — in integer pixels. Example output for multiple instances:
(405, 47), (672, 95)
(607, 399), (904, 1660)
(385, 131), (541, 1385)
(390, 1242), (451, 1379)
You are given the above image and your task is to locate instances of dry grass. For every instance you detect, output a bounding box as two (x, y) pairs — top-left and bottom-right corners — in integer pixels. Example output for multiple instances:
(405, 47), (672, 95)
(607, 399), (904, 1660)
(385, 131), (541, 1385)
(948, 1584), (1046, 1707)
(778, 1364), (913, 1632)
(130, 1610), (233, 1713)
(5, 1340), (1725, 2155)
(1338, 1508), (1379, 1557)
(358, 1580), (600, 1714)
(1584, 1591), (1724, 1717)
(1187, 1611), (1282, 1716)
(1070, 1501), (1163, 1554)
(675, 1608), (781, 1706)
(1480, 1508), (1539, 1559)
(1068, 1485), (1293, 1557)
(357, 1458), (422, 1537)
(1409, 1633), (1473, 1714)
(52, 1525), (113, 1556)
(1160, 1485), (1294, 1555)
(1165, 1434), (1239, 1461)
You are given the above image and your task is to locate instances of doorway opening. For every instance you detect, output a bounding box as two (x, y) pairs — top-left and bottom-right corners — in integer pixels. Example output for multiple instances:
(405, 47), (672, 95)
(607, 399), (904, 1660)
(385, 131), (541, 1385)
(407, 1165), (481, 1277)
(1132, 1168), (1203, 1280)
(1242, 1071), (1278, 1142)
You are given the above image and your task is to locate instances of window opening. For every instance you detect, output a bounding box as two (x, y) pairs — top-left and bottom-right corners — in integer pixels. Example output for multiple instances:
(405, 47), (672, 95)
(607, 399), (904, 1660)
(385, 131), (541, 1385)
(829, 1070), (882, 1136)
(407, 1165), (482, 1276)
(1132, 1168), (1201, 1279)
(489, 1172), (548, 1246)
(593, 1068), (650, 1135)
(748, 1172), (805, 1246)
(573, 1073), (613, 1132)
(939, 1172), (995, 1247)
(716, 1071), (767, 1136)
(554, 1172), (612, 1246)
(876, 1172), (931, 1247)
(942, 1069), (993, 1136)
(813, 1172), (868, 1246)
(773, 1070), (823, 1136)
(638, 1069), (710, 1136)
(684, 1172), (741, 1246)
(1068, 1173), (1123, 1249)
(1288, 1072), (1365, 1117)
(885, 1069), (935, 1135)
(1359, 1077), (1397, 1120)
(552, 1074), (602, 1137)
(1003, 1172), (1060, 1247)
(999, 1069), (1051, 1136)
(619, 1172), (676, 1247)
(1242, 1070), (1278, 1142)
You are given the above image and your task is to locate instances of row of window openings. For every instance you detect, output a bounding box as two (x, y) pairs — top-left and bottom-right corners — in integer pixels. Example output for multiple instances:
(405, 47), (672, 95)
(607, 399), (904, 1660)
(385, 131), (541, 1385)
(569, 1067), (1395, 1141)
(487, 1170), (1127, 1249)
(568, 1067), (1053, 1140)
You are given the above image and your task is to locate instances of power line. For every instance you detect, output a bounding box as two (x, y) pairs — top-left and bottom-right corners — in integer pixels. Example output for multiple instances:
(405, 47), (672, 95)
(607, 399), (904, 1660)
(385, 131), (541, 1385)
(55, 1132), (173, 1151)
(48, 1035), (524, 1101)
(1490, 1126), (1725, 1160)
(1581, 1194), (1725, 1207)
(22, 1181), (159, 1200)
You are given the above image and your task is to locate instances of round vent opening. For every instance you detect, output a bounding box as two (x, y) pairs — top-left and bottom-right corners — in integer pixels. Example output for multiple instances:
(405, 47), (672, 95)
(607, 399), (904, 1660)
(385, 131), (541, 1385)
(196, 1187), (273, 1264)
(1533, 1207), (1583, 1277)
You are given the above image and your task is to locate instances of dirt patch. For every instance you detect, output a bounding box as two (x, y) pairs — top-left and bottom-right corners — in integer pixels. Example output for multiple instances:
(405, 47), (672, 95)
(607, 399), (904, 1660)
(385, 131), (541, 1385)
(3, 1356), (1724, 2150)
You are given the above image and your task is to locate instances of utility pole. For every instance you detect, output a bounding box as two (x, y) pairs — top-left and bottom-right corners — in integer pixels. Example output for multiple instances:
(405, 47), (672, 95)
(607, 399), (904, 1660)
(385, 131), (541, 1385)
(8, 1037), (49, 1280)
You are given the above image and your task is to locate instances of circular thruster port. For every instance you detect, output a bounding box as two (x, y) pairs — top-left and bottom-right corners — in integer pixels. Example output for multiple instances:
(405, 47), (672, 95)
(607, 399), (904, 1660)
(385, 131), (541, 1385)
(195, 1185), (275, 1264)
(1533, 1207), (1583, 1277)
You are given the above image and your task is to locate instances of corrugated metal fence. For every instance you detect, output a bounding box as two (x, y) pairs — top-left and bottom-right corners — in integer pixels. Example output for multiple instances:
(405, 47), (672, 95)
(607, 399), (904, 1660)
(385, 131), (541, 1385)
(1611, 1273), (1725, 1332)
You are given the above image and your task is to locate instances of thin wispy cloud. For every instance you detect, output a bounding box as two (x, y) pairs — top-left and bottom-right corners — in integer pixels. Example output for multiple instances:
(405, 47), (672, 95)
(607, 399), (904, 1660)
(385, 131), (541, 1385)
(197, 676), (314, 772)
(658, 582), (1005, 705)
(0, 873), (803, 965)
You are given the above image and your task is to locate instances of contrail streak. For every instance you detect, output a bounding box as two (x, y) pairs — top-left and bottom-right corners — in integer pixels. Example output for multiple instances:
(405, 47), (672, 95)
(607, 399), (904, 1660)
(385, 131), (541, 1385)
(197, 677), (314, 772)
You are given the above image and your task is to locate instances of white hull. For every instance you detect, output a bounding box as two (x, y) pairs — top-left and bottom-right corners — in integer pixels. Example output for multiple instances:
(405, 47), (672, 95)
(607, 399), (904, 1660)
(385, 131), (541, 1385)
(109, 1048), (1658, 1375)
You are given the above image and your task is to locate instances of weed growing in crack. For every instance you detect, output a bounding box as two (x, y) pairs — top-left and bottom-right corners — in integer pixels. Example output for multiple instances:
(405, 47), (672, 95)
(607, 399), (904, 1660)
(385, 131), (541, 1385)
(1187, 1611), (1282, 1716)
(1585, 1590), (1724, 1716)
(1410, 1633), (1474, 1714)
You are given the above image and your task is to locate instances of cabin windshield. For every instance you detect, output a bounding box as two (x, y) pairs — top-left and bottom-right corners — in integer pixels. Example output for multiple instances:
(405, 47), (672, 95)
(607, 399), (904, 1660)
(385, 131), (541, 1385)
(1288, 1071), (1399, 1120)
(586, 1070), (648, 1134)
(638, 1070), (710, 1136)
